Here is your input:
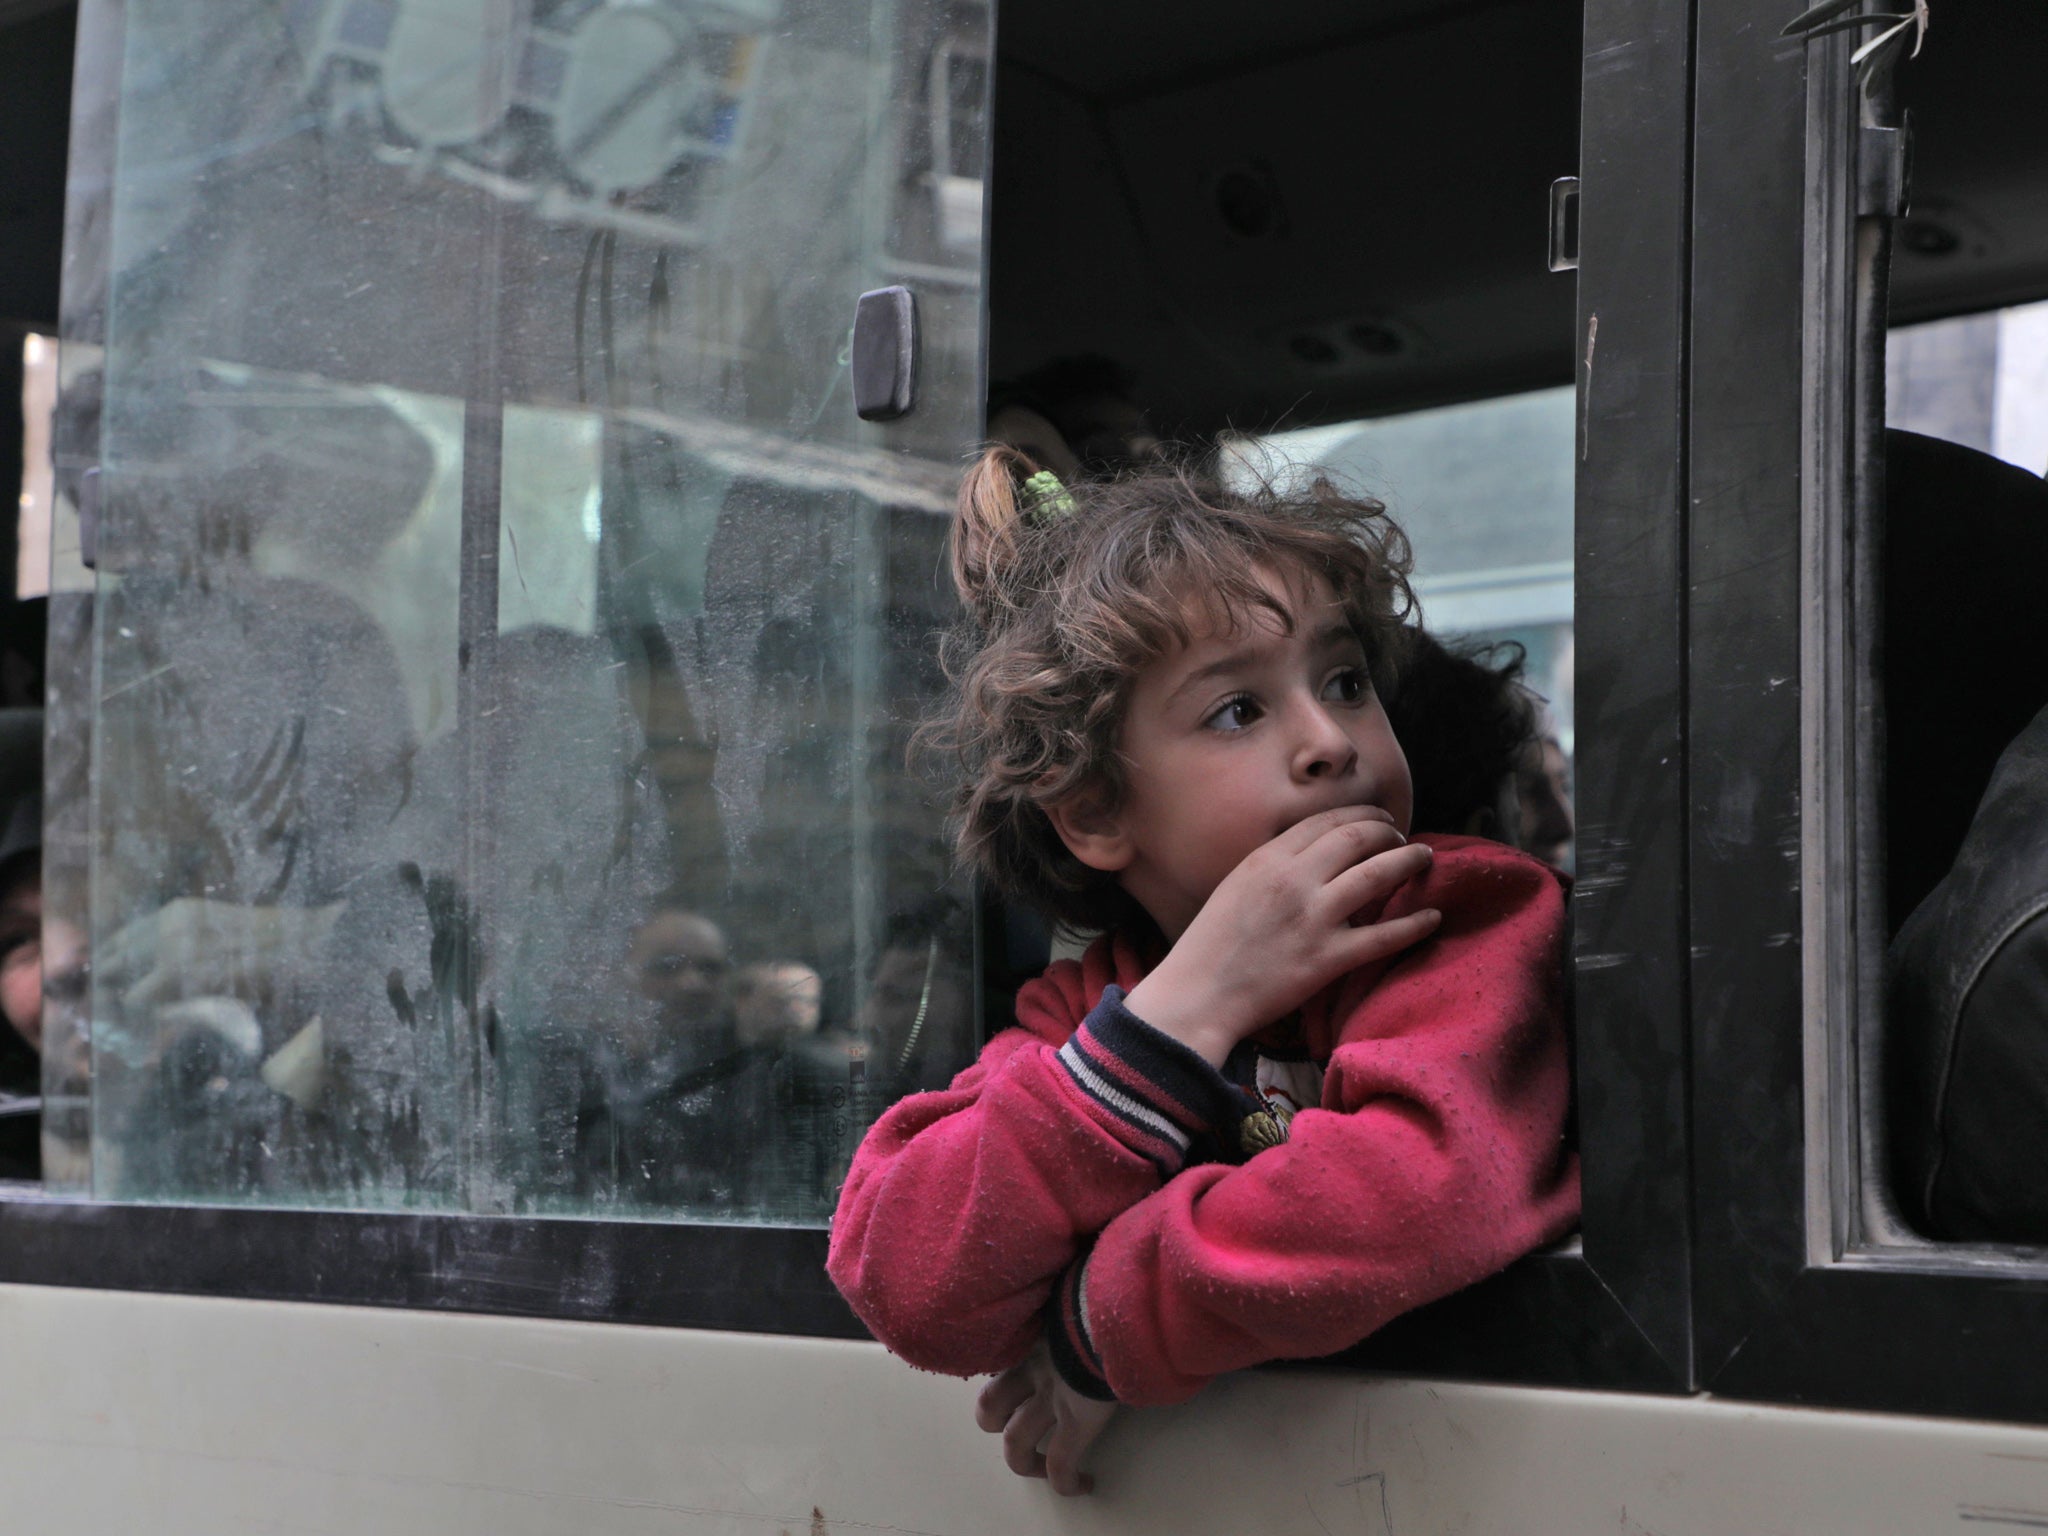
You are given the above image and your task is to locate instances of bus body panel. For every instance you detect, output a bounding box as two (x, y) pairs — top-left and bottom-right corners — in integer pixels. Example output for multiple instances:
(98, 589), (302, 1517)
(3, 1281), (2044, 1535)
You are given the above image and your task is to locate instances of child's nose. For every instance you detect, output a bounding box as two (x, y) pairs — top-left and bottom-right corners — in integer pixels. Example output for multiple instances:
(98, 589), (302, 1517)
(1293, 705), (1359, 780)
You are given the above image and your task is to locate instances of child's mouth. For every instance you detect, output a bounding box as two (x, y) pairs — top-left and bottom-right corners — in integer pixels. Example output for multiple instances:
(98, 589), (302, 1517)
(1279, 800), (1393, 842)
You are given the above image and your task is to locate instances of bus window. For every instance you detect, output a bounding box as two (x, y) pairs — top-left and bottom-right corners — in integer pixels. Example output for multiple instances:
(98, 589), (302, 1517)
(53, 0), (991, 1222)
(983, 0), (1695, 1389)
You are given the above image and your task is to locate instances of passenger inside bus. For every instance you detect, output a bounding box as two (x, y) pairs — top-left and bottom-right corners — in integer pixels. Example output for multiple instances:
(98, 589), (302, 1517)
(987, 356), (1165, 480)
(1386, 630), (1570, 865)
(1883, 432), (2048, 1243)
(1874, 1), (2048, 1248)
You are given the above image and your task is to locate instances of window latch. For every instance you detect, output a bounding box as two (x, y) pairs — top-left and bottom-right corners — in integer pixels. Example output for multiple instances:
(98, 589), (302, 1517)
(852, 285), (919, 422)
(1548, 176), (1580, 273)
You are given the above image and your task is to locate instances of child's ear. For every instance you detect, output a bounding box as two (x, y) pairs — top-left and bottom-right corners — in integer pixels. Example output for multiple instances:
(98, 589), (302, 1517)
(1045, 791), (1134, 873)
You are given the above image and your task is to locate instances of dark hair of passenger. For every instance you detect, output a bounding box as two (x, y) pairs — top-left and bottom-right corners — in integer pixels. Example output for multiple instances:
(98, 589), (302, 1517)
(921, 443), (1416, 935)
(988, 354), (1157, 475)
(1384, 633), (1538, 840)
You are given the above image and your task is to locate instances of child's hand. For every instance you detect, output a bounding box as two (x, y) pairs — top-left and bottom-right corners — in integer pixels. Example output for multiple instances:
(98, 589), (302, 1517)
(974, 1342), (1117, 1496)
(1123, 805), (1440, 1065)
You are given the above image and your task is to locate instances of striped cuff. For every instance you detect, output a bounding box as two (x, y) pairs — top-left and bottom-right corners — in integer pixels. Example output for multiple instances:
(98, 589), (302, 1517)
(1044, 1252), (1116, 1402)
(1054, 984), (1244, 1175)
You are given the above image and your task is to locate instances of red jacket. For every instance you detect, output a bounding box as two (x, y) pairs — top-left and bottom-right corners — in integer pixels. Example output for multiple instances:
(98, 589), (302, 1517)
(827, 835), (1581, 1407)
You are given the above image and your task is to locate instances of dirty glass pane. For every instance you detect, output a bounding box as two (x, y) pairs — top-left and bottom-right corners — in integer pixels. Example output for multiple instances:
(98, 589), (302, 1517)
(1221, 387), (1577, 872)
(73, 0), (987, 1220)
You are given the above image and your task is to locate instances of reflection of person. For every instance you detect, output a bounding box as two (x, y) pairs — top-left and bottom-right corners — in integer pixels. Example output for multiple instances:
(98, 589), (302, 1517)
(628, 909), (733, 1040)
(849, 918), (972, 1095)
(733, 960), (824, 1048)
(54, 371), (427, 1197)
(547, 908), (829, 1214)
(737, 906), (972, 1211)
(566, 908), (753, 1207)
(829, 449), (1579, 1494)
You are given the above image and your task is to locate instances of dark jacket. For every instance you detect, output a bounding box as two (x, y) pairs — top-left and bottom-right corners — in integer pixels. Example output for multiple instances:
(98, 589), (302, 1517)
(1889, 702), (2048, 1242)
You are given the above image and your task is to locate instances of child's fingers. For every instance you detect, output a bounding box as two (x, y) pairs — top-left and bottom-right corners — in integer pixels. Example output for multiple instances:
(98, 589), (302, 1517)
(1295, 813), (1409, 882)
(975, 1368), (1037, 1433)
(1321, 839), (1434, 909)
(1043, 1420), (1097, 1497)
(1271, 802), (1395, 858)
(1339, 908), (1443, 969)
(1001, 1399), (1057, 1479)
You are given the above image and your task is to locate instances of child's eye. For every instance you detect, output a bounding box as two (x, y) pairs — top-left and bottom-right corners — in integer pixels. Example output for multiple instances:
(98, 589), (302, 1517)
(1322, 667), (1369, 705)
(1203, 694), (1262, 733)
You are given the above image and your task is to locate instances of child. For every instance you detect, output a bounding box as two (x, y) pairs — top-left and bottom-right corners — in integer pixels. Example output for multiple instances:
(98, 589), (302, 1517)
(827, 448), (1580, 1493)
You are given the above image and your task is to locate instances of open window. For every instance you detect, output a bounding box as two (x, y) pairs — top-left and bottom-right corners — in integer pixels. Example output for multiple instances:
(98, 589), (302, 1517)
(984, 0), (1693, 1389)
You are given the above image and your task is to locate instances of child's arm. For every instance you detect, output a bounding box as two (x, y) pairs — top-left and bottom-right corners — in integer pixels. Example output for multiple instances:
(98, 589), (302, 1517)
(1041, 840), (1581, 1408)
(826, 946), (1245, 1379)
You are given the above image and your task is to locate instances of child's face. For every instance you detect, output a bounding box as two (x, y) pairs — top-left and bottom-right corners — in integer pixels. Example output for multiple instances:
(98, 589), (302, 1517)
(1054, 566), (1412, 939)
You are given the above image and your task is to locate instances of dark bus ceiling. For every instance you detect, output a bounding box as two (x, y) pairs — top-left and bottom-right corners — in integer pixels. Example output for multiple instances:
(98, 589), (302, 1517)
(0, 1), (2037, 432)
(0, 2), (74, 329)
(1889, 1), (2048, 328)
(990, 0), (1584, 439)
(990, 0), (2048, 439)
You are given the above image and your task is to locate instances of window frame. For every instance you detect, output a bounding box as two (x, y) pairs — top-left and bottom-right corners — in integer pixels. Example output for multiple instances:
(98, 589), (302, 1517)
(5, 0), (1701, 1400)
(1687, 0), (2048, 1424)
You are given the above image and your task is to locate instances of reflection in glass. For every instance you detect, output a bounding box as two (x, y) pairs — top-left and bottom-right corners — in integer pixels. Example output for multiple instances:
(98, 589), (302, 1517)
(67, 0), (989, 1222)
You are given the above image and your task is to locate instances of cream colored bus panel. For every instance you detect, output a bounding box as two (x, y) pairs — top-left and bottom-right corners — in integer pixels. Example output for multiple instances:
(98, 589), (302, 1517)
(2, 1283), (2045, 1536)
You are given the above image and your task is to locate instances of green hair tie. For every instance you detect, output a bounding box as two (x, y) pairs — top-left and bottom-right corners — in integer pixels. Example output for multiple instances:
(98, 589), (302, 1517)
(1023, 469), (1076, 523)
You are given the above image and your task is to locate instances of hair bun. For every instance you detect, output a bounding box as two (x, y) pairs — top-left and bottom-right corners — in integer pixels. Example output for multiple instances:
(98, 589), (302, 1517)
(952, 443), (1043, 621)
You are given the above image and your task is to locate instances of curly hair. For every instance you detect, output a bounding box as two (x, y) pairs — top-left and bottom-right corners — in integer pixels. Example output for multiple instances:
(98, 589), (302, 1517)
(922, 445), (1417, 934)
